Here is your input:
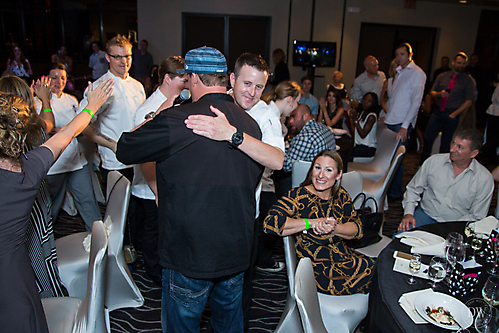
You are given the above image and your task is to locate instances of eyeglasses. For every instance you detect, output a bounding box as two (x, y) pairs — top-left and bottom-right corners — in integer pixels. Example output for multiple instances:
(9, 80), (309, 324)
(107, 54), (132, 60)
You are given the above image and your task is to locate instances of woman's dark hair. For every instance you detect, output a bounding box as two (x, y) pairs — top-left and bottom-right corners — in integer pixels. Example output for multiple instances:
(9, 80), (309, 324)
(300, 149), (343, 197)
(8, 44), (29, 71)
(326, 86), (342, 112)
(358, 92), (380, 122)
(0, 76), (45, 148)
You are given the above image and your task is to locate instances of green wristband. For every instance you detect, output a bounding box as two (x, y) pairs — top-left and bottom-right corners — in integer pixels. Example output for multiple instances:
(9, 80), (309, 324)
(304, 218), (310, 230)
(82, 108), (94, 118)
(42, 108), (52, 113)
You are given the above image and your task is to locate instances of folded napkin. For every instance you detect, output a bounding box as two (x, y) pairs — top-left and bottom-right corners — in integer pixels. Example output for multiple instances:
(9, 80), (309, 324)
(331, 128), (348, 135)
(392, 257), (430, 280)
(470, 216), (498, 235)
(399, 288), (434, 324)
(82, 217), (113, 252)
(396, 230), (445, 256)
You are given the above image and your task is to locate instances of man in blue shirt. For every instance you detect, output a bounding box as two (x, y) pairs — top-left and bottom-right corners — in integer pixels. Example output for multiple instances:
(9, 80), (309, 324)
(299, 75), (319, 119)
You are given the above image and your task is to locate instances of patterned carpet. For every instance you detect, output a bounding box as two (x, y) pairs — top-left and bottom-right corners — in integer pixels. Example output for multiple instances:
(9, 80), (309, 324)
(53, 149), (499, 332)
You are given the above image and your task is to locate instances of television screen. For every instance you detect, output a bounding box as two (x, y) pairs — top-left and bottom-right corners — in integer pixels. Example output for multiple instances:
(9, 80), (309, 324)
(293, 40), (336, 67)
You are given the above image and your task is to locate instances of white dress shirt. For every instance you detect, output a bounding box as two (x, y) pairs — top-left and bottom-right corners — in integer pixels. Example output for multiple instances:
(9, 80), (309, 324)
(131, 88), (168, 200)
(384, 61), (426, 129)
(403, 154), (493, 222)
(77, 71), (146, 170)
(246, 100), (285, 218)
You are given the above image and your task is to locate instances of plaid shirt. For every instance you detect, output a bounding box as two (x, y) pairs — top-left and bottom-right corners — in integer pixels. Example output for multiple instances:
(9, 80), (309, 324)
(284, 119), (336, 172)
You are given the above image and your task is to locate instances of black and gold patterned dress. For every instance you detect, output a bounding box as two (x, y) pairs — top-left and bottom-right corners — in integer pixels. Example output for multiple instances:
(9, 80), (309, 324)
(264, 186), (375, 295)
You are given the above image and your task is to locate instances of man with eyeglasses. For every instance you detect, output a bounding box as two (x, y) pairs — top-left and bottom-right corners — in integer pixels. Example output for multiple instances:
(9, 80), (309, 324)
(78, 34), (146, 186)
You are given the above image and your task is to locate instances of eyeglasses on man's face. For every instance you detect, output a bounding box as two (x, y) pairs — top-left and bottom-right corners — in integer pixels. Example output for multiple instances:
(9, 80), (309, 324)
(107, 54), (132, 61)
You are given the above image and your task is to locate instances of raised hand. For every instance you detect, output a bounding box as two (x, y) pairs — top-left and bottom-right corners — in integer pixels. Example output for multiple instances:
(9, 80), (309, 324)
(86, 79), (113, 112)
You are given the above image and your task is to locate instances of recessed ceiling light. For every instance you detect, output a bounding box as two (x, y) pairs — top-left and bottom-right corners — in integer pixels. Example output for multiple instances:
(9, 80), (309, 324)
(460, 0), (467, 3)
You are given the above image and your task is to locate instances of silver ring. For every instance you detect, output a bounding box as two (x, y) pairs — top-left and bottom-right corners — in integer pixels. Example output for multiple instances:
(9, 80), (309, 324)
(43, 84), (48, 87)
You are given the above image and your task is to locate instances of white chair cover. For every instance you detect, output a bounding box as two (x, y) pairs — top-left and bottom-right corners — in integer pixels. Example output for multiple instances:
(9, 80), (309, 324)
(291, 160), (312, 188)
(56, 171), (144, 312)
(42, 220), (108, 333)
(347, 128), (400, 181)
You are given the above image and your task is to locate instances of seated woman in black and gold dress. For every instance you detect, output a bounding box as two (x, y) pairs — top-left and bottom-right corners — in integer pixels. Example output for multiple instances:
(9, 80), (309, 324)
(264, 149), (375, 295)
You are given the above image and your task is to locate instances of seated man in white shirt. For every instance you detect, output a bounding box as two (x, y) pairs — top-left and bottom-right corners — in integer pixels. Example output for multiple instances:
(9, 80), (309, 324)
(398, 129), (493, 233)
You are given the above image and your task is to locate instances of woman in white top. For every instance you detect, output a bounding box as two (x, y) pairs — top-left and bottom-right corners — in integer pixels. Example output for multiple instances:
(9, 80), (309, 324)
(6, 45), (33, 81)
(40, 63), (103, 230)
(349, 92), (380, 158)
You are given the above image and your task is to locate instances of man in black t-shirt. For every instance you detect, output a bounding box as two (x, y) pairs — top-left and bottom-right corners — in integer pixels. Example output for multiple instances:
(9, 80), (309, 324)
(116, 46), (263, 332)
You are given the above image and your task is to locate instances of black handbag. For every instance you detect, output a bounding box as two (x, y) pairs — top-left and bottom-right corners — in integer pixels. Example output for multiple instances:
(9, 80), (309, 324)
(345, 193), (383, 249)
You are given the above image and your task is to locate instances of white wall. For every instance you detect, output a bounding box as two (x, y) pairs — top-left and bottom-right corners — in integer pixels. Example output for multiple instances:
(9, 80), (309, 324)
(138, 0), (485, 99)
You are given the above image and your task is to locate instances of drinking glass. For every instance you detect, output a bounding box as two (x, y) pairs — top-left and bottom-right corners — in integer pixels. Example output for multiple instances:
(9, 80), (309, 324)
(428, 256), (447, 291)
(482, 276), (499, 307)
(407, 254), (421, 285)
(487, 237), (499, 275)
(475, 306), (499, 333)
(445, 233), (465, 280)
(471, 233), (489, 259)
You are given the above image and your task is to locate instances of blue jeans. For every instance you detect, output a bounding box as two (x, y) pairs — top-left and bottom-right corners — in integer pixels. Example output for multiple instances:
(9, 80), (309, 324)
(386, 123), (413, 198)
(161, 268), (244, 333)
(421, 108), (460, 163)
(393, 207), (437, 237)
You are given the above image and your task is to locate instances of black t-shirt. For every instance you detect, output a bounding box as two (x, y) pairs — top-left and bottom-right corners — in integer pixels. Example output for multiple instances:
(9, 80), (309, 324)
(117, 93), (263, 279)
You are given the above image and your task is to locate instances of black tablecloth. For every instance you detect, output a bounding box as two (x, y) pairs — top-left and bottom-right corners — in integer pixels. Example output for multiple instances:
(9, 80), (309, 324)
(365, 222), (491, 333)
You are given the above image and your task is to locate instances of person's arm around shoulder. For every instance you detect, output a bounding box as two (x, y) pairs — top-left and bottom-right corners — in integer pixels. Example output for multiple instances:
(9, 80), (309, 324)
(42, 79), (113, 162)
(185, 105), (284, 170)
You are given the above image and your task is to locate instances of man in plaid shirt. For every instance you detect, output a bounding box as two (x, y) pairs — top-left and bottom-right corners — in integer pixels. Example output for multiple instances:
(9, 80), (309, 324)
(284, 104), (336, 172)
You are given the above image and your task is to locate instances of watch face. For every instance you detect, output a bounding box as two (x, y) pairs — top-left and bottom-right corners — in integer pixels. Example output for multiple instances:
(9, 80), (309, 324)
(231, 131), (243, 146)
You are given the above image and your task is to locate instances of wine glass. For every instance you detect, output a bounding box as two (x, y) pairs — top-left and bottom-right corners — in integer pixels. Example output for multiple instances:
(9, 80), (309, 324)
(407, 254), (421, 285)
(428, 256), (447, 291)
(482, 276), (499, 307)
(475, 306), (498, 333)
(445, 232), (464, 280)
(471, 233), (489, 259)
(487, 237), (499, 275)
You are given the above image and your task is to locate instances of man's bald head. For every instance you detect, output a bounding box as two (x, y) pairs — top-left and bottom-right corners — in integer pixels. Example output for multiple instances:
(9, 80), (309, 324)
(364, 55), (379, 76)
(288, 104), (312, 135)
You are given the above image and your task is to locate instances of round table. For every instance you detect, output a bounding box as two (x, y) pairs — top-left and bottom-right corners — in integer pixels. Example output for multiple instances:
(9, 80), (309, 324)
(365, 222), (492, 333)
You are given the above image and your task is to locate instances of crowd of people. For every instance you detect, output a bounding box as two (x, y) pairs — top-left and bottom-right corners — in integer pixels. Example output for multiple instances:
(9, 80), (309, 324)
(2, 35), (499, 333)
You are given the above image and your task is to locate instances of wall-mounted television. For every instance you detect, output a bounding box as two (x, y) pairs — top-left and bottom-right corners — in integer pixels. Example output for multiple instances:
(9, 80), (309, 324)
(292, 40), (337, 67)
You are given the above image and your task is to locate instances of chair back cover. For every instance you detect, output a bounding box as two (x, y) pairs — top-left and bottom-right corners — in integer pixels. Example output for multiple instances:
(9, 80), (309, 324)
(75, 220), (108, 333)
(274, 236), (304, 333)
(376, 145), (405, 203)
(292, 160), (312, 188)
(294, 258), (328, 333)
(347, 128), (400, 181)
(341, 171), (363, 209)
(106, 170), (122, 202)
(104, 174), (144, 311)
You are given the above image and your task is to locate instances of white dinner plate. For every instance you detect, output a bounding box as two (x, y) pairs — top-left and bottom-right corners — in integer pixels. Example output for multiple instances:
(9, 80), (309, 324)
(331, 128), (348, 135)
(414, 292), (473, 330)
